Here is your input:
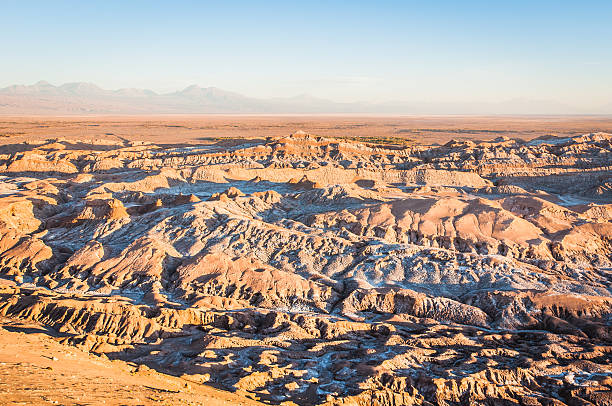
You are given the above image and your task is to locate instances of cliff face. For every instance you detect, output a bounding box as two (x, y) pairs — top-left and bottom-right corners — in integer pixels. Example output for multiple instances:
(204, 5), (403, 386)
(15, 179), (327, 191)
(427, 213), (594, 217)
(0, 132), (611, 405)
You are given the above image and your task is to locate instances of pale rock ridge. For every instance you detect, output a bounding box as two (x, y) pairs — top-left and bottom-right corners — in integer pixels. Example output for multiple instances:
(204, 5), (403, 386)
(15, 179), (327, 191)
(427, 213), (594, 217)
(0, 132), (610, 405)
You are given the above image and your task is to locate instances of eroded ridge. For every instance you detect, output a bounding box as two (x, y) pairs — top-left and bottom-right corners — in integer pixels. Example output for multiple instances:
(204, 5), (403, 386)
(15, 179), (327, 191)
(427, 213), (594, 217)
(0, 132), (611, 405)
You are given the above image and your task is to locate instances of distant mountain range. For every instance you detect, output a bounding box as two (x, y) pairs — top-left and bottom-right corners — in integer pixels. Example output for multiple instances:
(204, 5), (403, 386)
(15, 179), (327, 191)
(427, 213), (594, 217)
(0, 81), (608, 115)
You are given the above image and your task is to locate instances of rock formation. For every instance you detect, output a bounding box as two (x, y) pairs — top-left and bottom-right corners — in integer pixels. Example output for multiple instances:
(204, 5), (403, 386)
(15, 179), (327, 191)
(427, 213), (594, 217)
(0, 132), (611, 405)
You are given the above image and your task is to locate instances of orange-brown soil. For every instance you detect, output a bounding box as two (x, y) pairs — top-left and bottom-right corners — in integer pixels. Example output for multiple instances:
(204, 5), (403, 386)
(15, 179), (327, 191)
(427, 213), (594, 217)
(0, 116), (610, 405)
(2, 115), (612, 146)
(0, 316), (262, 405)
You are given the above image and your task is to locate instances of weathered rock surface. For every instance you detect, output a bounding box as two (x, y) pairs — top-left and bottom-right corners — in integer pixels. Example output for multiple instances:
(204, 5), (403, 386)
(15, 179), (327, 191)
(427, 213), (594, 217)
(0, 132), (610, 405)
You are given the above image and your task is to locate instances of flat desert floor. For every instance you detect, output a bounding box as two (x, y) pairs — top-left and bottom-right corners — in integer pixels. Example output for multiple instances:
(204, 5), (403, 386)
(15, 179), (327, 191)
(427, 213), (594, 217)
(2, 115), (612, 145)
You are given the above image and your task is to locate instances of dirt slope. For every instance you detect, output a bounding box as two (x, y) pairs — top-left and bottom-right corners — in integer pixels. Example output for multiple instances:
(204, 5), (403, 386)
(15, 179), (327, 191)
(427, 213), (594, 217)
(0, 317), (262, 405)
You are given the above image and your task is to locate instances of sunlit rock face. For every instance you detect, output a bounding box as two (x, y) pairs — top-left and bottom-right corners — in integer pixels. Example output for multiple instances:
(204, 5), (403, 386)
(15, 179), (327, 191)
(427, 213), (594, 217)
(1, 132), (611, 405)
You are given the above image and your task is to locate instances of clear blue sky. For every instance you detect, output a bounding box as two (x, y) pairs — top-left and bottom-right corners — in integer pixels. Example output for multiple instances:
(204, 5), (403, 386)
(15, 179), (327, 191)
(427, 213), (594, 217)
(3, 1), (612, 108)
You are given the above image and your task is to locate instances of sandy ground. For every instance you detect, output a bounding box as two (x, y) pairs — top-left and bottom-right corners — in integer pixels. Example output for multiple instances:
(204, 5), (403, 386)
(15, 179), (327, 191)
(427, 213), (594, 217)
(0, 318), (263, 406)
(1, 115), (612, 146)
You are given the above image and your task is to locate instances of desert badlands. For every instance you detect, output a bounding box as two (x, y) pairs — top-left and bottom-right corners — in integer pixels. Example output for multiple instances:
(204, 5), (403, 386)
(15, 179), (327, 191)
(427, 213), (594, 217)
(0, 116), (611, 405)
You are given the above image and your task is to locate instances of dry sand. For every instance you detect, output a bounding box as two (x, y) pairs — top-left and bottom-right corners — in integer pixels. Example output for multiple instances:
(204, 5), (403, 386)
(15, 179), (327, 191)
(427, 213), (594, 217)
(2, 115), (612, 146)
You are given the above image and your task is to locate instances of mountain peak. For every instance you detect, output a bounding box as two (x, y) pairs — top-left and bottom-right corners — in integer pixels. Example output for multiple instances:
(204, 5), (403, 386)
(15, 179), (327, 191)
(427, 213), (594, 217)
(34, 80), (53, 87)
(59, 82), (105, 95)
(182, 84), (202, 91)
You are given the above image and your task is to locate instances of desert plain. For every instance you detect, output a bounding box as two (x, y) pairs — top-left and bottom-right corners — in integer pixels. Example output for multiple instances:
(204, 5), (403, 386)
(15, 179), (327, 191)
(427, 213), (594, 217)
(0, 115), (611, 405)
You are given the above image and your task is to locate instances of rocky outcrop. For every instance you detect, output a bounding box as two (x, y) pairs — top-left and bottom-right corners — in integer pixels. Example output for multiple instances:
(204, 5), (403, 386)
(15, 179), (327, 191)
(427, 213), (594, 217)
(174, 251), (338, 311)
(0, 133), (610, 405)
(342, 288), (490, 327)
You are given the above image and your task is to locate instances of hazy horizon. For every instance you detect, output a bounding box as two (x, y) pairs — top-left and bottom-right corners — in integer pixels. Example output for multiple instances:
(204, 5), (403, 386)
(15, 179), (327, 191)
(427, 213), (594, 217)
(3, 78), (612, 115)
(4, 1), (612, 113)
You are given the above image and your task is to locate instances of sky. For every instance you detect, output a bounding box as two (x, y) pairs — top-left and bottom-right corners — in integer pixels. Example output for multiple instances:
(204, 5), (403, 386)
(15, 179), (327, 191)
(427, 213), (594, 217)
(2, 1), (612, 110)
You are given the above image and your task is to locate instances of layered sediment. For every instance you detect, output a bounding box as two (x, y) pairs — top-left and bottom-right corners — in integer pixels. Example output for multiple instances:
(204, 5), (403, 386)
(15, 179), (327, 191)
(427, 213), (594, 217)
(0, 132), (611, 405)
